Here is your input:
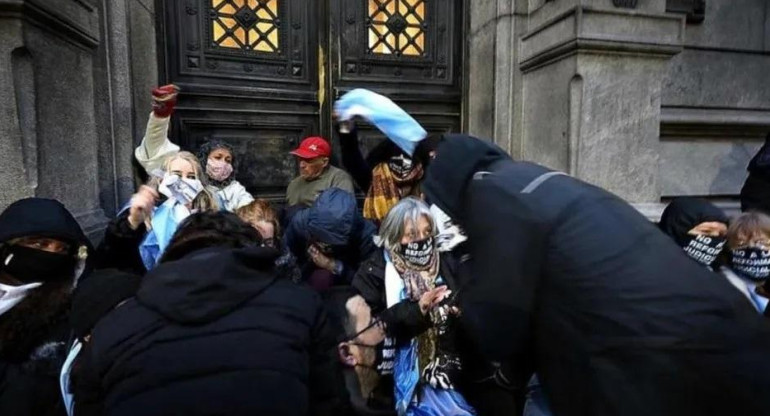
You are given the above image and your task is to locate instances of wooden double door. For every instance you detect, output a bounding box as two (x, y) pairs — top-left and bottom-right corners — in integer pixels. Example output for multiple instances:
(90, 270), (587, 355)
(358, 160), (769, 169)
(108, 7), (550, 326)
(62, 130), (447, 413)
(157, 0), (465, 200)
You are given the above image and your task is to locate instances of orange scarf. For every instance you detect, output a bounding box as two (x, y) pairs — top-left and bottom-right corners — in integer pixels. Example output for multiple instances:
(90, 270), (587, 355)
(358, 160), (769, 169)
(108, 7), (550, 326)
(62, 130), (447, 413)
(363, 163), (423, 223)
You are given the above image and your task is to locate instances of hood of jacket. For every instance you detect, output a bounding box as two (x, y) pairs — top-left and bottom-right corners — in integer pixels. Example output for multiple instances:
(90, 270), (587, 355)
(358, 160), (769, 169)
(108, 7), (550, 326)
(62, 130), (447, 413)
(0, 198), (90, 249)
(137, 246), (281, 324)
(422, 134), (510, 221)
(659, 198), (728, 247)
(305, 188), (359, 246)
(0, 198), (94, 282)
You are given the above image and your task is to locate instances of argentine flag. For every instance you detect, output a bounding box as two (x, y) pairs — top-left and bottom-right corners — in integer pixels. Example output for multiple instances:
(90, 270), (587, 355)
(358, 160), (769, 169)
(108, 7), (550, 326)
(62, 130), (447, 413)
(334, 88), (427, 156)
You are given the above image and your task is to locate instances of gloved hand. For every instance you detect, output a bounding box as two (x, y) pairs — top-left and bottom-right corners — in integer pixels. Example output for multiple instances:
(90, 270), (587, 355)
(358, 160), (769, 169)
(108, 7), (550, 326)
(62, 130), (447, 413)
(152, 84), (180, 118)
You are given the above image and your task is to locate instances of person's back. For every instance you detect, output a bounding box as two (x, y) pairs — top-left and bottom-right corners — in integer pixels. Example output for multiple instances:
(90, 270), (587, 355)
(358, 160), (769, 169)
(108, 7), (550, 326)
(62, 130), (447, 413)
(423, 135), (770, 416)
(521, 166), (770, 415)
(77, 212), (348, 416)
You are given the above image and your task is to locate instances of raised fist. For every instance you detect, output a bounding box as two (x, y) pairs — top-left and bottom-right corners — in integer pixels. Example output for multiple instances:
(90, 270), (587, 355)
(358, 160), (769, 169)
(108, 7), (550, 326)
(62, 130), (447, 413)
(151, 84), (180, 118)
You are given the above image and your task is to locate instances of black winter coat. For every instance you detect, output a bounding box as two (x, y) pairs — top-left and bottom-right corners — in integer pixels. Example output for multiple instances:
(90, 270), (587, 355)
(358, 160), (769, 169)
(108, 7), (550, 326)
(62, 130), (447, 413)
(422, 134), (770, 416)
(75, 246), (351, 416)
(94, 211), (147, 275)
(0, 197), (94, 416)
(0, 282), (72, 416)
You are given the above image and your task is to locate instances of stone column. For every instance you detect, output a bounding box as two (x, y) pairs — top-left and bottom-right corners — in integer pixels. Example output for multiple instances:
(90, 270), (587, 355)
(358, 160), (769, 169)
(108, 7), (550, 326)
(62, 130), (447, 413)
(0, 0), (107, 236)
(0, 16), (34, 205)
(466, 0), (520, 156)
(518, 3), (684, 203)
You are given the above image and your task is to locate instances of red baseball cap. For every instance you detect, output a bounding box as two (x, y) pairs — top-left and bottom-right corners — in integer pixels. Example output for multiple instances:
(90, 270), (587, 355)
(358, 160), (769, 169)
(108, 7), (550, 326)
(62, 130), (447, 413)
(290, 136), (331, 159)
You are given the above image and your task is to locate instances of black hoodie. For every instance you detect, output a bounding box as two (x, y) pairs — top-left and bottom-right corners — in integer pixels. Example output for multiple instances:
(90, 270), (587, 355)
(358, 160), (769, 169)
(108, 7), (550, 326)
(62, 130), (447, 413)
(659, 198), (728, 248)
(75, 246), (350, 416)
(422, 134), (770, 416)
(0, 198), (92, 416)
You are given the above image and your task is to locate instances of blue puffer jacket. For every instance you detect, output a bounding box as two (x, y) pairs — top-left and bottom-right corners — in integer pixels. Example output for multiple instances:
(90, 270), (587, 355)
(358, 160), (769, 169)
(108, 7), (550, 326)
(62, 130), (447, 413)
(284, 188), (377, 284)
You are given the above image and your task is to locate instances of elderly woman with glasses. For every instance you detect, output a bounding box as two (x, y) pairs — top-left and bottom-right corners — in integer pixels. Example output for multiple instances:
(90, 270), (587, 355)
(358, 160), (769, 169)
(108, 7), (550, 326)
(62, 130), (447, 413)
(719, 212), (770, 314)
(352, 197), (476, 415)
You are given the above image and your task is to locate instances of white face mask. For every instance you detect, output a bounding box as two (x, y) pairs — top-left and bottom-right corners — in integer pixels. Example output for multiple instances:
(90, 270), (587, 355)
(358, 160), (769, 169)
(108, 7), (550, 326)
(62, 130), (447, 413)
(158, 173), (204, 205)
(0, 281), (42, 316)
(429, 204), (467, 252)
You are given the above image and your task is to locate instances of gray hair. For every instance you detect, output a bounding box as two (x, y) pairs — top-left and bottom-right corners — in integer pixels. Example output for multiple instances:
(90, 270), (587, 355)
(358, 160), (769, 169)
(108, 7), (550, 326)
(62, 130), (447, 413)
(374, 197), (436, 253)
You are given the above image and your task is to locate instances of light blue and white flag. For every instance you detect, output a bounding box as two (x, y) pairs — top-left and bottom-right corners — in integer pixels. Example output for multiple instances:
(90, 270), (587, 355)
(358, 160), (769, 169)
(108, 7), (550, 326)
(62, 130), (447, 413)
(334, 88), (427, 156)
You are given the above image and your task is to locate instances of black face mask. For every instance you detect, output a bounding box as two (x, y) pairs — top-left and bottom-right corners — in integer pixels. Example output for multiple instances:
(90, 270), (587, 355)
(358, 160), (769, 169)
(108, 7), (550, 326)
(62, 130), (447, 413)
(398, 237), (434, 268)
(1, 245), (77, 284)
(682, 234), (726, 267)
(388, 155), (415, 179)
(345, 317), (394, 376)
(731, 245), (770, 282)
(350, 337), (395, 376)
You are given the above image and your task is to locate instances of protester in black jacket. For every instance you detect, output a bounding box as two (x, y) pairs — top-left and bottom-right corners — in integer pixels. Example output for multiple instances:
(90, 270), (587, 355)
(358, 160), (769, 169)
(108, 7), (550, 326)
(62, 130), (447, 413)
(75, 211), (350, 416)
(0, 198), (93, 416)
(741, 132), (770, 214)
(422, 134), (770, 416)
(658, 197), (729, 269)
(285, 188), (377, 289)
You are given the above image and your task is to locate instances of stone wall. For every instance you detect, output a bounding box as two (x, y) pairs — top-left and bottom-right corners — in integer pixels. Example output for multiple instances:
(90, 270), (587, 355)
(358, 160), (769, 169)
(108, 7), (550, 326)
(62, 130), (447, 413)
(0, 0), (156, 239)
(466, 0), (770, 219)
(659, 0), (770, 206)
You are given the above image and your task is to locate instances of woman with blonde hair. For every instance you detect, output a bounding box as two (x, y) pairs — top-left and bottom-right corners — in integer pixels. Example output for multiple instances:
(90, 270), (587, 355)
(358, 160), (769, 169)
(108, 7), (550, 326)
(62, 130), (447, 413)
(97, 152), (219, 274)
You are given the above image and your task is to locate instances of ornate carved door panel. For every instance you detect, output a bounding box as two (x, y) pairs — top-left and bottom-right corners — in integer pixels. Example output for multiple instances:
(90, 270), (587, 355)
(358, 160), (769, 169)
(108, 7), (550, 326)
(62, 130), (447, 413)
(328, 0), (464, 154)
(158, 0), (319, 201)
(157, 0), (464, 200)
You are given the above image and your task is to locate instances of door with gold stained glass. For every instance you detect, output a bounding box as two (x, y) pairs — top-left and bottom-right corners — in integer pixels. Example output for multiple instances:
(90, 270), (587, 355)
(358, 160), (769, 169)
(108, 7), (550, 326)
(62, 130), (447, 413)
(157, 0), (464, 201)
(328, 0), (464, 154)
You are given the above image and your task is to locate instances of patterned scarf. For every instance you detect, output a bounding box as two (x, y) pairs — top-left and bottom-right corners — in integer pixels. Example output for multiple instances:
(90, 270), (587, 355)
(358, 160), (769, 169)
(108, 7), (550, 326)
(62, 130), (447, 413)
(390, 247), (439, 377)
(363, 162), (424, 223)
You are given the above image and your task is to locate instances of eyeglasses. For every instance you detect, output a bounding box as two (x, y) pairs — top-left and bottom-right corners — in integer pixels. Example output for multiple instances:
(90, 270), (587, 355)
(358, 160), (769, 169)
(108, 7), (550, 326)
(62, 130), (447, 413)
(345, 315), (385, 344)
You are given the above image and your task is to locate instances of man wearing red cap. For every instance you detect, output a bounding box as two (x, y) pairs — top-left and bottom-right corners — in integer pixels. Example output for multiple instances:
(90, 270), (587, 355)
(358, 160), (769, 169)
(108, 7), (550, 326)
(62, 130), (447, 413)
(286, 136), (355, 207)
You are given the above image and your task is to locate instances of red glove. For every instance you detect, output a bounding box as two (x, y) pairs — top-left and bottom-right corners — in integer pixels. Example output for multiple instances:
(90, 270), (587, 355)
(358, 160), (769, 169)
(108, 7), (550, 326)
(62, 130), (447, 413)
(151, 84), (180, 118)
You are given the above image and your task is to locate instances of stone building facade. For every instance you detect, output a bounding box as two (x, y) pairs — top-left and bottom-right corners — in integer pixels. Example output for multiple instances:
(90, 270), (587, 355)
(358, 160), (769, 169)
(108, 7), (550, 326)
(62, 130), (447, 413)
(0, 0), (157, 237)
(468, 0), (770, 217)
(0, 0), (768, 238)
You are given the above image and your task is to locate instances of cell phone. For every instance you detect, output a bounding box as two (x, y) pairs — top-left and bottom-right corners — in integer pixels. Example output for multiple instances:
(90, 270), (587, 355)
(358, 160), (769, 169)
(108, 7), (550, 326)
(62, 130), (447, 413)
(440, 288), (460, 307)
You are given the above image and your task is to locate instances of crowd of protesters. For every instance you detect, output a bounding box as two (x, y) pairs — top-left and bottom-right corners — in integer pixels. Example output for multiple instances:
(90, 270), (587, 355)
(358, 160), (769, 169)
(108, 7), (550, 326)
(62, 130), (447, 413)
(2, 85), (770, 416)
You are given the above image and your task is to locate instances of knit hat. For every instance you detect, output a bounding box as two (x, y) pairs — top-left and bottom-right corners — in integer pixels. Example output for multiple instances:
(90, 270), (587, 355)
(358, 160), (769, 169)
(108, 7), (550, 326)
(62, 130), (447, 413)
(70, 269), (141, 339)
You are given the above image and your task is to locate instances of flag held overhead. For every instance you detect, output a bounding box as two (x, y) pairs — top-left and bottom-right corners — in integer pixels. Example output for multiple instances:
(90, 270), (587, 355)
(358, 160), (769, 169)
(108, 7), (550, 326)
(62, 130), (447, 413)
(334, 88), (427, 156)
